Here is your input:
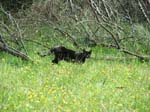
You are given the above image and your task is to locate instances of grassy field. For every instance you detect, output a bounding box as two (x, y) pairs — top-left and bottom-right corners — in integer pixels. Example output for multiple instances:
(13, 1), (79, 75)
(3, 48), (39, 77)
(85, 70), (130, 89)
(0, 48), (150, 112)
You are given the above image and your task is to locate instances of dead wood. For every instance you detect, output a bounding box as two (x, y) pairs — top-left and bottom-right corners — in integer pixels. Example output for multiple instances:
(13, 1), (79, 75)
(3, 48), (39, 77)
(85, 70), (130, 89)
(0, 35), (31, 61)
(98, 43), (150, 61)
(88, 0), (150, 61)
(69, 0), (74, 13)
(138, 0), (150, 24)
(0, 7), (28, 54)
(101, 0), (111, 20)
(0, 45), (31, 61)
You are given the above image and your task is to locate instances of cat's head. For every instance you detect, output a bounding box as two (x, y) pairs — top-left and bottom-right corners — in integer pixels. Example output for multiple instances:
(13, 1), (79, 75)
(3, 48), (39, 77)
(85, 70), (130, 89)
(82, 49), (92, 58)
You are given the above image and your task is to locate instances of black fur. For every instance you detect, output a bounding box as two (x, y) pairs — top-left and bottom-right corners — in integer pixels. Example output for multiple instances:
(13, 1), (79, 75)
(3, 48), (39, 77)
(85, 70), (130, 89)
(50, 46), (92, 64)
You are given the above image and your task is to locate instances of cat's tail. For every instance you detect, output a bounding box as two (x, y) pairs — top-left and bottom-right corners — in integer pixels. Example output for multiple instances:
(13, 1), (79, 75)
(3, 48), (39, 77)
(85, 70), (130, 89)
(37, 49), (52, 57)
(38, 47), (56, 57)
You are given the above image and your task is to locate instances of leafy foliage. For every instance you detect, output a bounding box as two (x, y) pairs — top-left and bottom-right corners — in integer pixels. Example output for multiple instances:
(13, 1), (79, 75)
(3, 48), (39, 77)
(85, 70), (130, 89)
(0, 0), (33, 11)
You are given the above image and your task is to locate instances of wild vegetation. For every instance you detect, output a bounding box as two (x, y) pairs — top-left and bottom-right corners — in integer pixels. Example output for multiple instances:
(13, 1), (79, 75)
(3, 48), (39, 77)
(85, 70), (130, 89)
(0, 49), (150, 112)
(0, 0), (150, 112)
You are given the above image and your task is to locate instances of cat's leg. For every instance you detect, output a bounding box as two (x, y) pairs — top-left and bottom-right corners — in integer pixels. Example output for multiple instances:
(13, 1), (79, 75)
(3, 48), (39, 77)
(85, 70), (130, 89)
(52, 56), (59, 64)
(80, 58), (86, 64)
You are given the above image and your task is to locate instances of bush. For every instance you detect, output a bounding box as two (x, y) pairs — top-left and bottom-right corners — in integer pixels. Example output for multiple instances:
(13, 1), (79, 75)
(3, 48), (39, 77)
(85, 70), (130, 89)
(0, 0), (33, 12)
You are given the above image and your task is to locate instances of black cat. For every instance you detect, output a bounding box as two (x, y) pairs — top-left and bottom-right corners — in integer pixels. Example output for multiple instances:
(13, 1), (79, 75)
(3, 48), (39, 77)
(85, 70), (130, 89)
(50, 46), (92, 64)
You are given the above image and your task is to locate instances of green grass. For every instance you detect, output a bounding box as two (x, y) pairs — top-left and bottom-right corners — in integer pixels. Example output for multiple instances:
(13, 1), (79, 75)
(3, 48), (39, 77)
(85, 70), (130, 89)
(0, 49), (150, 112)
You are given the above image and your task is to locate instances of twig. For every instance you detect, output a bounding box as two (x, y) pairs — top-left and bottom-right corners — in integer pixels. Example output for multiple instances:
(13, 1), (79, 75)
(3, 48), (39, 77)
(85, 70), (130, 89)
(98, 43), (150, 61)
(88, 0), (150, 61)
(120, 48), (148, 61)
(23, 38), (50, 49)
(14, 18), (28, 54)
(3, 37), (51, 49)
(72, 15), (92, 39)
(0, 35), (6, 45)
(88, 0), (107, 22)
(99, 23), (121, 49)
(88, 0), (121, 49)
(69, 0), (74, 13)
(138, 0), (150, 24)
(101, 0), (111, 20)
(54, 27), (80, 48)
(0, 6), (28, 54)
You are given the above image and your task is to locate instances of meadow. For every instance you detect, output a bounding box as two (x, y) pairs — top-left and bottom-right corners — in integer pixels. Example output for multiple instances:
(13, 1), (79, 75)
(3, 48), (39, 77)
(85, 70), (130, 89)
(1, 0), (150, 111)
(0, 47), (150, 112)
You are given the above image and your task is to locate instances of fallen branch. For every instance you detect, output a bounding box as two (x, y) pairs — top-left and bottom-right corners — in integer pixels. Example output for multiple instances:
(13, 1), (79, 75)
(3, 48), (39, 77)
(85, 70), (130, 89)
(98, 43), (150, 61)
(120, 48), (149, 61)
(0, 6), (28, 54)
(4, 46), (30, 60)
(0, 44), (31, 61)
(0, 35), (32, 61)
(88, 0), (150, 61)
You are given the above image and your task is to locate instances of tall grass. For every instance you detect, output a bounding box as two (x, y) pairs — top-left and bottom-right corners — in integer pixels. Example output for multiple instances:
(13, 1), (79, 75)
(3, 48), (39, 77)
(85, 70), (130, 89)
(0, 47), (149, 112)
